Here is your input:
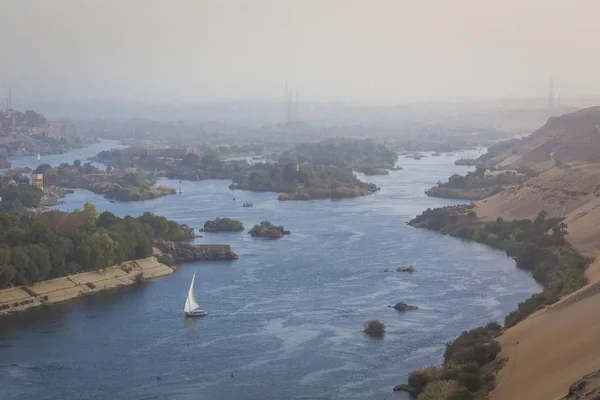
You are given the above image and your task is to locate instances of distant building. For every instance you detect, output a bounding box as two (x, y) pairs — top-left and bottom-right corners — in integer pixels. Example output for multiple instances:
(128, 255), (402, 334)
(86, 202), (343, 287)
(145, 146), (187, 158)
(484, 169), (524, 178)
(31, 174), (44, 191)
(186, 146), (200, 155)
(125, 167), (138, 174)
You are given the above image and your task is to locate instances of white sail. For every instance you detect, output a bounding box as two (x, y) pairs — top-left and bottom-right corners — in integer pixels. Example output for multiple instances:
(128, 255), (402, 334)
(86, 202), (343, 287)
(184, 271), (200, 313)
(37, 153), (41, 161)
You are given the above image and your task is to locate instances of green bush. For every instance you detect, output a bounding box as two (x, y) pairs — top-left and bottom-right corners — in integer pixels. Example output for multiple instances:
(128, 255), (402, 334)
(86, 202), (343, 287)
(456, 373), (481, 392)
(363, 319), (385, 337)
(409, 366), (443, 396)
(448, 389), (474, 400)
(86, 282), (96, 289)
(134, 272), (144, 283)
(417, 380), (462, 400)
(157, 253), (174, 267)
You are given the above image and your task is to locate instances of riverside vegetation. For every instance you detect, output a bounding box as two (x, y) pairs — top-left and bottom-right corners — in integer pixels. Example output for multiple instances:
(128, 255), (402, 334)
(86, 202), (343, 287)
(0, 203), (194, 289)
(278, 138), (399, 174)
(0, 169), (43, 214)
(425, 166), (534, 200)
(398, 205), (592, 399)
(95, 138), (397, 200)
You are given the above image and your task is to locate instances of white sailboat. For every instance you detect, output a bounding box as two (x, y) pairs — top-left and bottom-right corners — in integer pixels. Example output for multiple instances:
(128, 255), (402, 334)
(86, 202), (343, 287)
(37, 153), (41, 161)
(184, 271), (208, 317)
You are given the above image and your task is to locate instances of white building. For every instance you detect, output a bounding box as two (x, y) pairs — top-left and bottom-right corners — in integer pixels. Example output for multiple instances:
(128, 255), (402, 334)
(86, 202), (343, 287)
(484, 169), (525, 178)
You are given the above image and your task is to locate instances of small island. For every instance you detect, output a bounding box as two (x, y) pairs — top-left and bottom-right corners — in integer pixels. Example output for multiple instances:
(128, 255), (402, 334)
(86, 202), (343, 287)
(94, 148), (250, 182)
(201, 217), (244, 232)
(231, 163), (379, 200)
(279, 138), (398, 172)
(248, 221), (291, 238)
(34, 161), (176, 202)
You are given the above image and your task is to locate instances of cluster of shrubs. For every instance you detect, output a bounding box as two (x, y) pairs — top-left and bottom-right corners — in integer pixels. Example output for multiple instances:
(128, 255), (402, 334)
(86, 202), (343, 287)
(409, 208), (591, 327)
(363, 320), (385, 337)
(157, 253), (174, 267)
(8, 299), (36, 308)
(86, 282), (96, 289)
(405, 323), (503, 399)
(402, 208), (593, 397)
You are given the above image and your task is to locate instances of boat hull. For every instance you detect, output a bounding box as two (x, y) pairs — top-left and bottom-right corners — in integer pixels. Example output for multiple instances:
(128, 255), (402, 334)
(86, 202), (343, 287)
(185, 311), (208, 318)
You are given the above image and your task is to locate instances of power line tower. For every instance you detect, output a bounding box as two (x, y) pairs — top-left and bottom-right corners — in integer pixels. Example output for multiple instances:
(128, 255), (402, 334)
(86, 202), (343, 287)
(548, 78), (554, 108)
(284, 81), (294, 123)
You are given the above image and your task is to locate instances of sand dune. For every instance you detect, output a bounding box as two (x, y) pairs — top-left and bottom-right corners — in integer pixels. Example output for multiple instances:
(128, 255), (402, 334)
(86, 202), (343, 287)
(473, 107), (600, 399)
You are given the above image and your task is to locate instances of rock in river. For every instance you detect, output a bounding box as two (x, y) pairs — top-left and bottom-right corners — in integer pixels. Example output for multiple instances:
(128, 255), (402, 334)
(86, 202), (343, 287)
(392, 302), (419, 312)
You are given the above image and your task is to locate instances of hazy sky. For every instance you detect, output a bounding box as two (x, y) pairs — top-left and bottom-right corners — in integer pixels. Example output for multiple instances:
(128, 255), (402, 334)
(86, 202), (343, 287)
(1, 0), (599, 103)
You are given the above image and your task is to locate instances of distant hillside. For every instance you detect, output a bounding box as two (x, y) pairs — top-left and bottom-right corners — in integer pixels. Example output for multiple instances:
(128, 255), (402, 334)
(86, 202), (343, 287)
(473, 106), (600, 400)
(486, 106), (600, 172)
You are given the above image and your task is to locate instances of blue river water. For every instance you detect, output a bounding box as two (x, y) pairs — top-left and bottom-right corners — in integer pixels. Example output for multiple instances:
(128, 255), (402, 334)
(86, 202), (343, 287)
(0, 145), (540, 400)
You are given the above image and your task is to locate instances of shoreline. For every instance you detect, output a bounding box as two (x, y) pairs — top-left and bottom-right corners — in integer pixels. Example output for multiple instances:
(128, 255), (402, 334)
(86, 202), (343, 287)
(399, 203), (592, 398)
(0, 257), (173, 317)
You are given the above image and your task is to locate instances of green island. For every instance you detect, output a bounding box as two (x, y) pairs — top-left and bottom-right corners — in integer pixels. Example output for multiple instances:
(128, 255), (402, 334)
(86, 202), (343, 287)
(425, 166), (533, 200)
(95, 148), (250, 182)
(34, 161), (176, 201)
(248, 221), (290, 238)
(93, 138), (397, 200)
(231, 163), (379, 200)
(278, 137), (399, 174)
(398, 204), (591, 399)
(0, 203), (194, 290)
(201, 217), (244, 232)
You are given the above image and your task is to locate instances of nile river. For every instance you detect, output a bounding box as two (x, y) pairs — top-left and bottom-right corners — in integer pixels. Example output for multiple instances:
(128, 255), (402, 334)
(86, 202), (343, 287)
(0, 145), (540, 400)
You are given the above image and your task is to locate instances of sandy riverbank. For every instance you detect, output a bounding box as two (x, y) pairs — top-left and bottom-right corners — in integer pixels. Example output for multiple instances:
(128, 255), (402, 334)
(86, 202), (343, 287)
(0, 257), (173, 316)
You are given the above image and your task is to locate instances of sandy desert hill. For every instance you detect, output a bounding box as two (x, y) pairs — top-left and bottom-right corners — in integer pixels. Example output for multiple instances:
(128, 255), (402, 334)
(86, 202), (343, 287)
(473, 106), (600, 400)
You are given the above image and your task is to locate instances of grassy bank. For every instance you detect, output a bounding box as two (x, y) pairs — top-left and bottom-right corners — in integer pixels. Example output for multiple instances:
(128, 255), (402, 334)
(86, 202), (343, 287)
(398, 205), (592, 399)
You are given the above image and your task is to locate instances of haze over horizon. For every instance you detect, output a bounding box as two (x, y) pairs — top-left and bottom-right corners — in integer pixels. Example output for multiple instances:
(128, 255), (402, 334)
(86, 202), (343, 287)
(1, 0), (600, 104)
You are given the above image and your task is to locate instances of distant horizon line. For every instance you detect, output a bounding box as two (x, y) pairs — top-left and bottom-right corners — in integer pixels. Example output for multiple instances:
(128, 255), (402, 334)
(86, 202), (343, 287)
(12, 96), (600, 106)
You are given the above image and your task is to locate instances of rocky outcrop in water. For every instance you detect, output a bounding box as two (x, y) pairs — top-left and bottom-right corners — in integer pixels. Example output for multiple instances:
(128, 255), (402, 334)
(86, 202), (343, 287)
(391, 302), (419, 311)
(154, 241), (239, 263)
(201, 217), (244, 232)
(248, 222), (291, 238)
(396, 266), (415, 272)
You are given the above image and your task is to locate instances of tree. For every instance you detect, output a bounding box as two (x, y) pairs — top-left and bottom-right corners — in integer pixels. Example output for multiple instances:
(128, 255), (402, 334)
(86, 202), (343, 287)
(182, 153), (201, 166)
(87, 232), (117, 270)
(33, 163), (52, 174)
(200, 153), (220, 170)
(106, 165), (113, 173)
(73, 159), (82, 168)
